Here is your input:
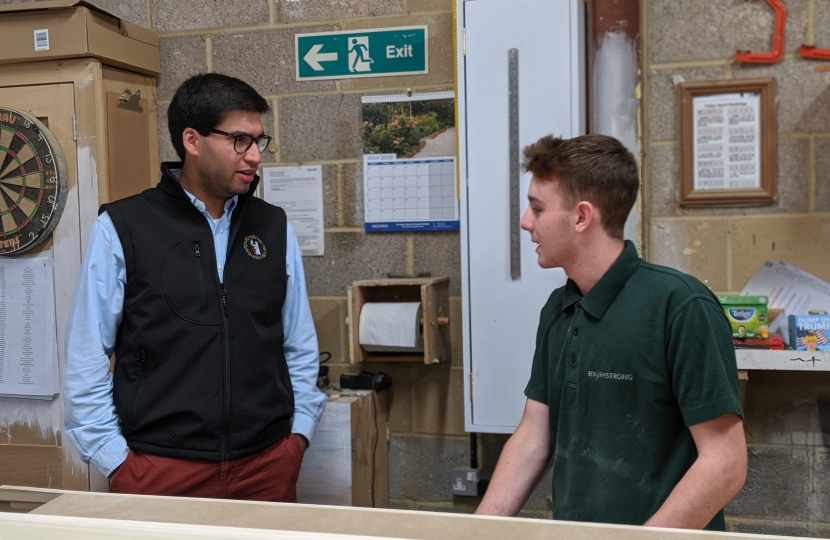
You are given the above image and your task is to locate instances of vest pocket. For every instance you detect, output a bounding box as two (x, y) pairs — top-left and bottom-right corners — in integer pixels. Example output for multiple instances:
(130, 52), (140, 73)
(162, 426), (185, 451)
(162, 235), (220, 325)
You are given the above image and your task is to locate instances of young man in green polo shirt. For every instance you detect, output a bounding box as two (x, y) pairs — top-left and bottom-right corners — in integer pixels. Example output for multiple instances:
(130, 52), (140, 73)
(475, 134), (746, 530)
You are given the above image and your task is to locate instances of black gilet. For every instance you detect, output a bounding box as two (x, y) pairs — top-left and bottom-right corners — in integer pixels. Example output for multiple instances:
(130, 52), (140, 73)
(102, 163), (292, 461)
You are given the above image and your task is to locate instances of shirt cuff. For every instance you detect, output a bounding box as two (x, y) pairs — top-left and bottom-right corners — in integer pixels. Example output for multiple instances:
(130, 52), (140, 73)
(90, 435), (130, 478)
(292, 412), (318, 445)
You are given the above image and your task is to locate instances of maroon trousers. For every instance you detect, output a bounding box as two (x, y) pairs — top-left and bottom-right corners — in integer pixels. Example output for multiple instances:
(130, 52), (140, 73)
(109, 433), (304, 502)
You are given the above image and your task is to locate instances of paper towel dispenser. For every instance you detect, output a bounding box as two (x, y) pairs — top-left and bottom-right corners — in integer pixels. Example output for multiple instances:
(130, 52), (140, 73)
(347, 277), (451, 364)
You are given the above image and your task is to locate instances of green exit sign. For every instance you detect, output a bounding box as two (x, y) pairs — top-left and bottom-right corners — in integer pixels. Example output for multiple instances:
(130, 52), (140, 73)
(295, 26), (428, 81)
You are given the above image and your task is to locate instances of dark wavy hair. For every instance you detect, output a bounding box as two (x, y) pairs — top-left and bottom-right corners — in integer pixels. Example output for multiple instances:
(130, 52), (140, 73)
(522, 134), (639, 239)
(167, 73), (270, 161)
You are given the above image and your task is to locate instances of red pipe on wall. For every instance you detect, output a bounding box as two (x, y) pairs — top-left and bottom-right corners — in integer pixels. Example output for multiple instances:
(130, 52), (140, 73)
(800, 44), (830, 61)
(735, 0), (786, 64)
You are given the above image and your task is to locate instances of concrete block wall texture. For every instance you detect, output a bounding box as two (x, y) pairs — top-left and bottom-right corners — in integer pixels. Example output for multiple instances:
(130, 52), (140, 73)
(645, 0), (830, 535)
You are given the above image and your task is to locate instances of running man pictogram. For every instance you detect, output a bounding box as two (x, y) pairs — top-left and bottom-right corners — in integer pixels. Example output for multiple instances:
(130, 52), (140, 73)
(348, 37), (373, 72)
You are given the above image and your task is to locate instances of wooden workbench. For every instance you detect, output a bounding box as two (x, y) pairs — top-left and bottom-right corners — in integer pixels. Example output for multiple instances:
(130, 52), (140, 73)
(0, 486), (817, 540)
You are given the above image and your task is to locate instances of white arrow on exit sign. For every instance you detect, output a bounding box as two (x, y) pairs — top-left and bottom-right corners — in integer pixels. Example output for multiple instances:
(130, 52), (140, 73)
(303, 44), (338, 71)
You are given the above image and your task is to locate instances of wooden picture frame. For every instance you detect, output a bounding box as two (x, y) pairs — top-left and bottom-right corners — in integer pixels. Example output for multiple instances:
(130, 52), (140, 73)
(678, 78), (776, 205)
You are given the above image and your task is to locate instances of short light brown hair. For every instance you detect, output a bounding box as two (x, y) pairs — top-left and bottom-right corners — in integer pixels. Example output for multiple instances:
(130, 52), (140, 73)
(522, 134), (639, 239)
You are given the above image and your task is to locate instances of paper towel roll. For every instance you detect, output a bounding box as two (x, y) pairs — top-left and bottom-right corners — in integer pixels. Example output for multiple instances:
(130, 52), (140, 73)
(359, 302), (424, 352)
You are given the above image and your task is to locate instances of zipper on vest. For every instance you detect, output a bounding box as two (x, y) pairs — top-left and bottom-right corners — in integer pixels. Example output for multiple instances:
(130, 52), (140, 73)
(130, 349), (148, 428)
(194, 241), (208, 315)
(220, 284), (231, 459)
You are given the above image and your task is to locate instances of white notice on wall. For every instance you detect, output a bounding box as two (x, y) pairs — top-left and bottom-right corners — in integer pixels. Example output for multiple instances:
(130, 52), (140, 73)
(262, 165), (325, 256)
(0, 254), (58, 400)
(693, 92), (761, 191)
(33, 29), (50, 52)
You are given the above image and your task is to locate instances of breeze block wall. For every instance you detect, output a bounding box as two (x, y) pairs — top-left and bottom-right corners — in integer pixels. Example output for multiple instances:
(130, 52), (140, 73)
(644, 0), (830, 535)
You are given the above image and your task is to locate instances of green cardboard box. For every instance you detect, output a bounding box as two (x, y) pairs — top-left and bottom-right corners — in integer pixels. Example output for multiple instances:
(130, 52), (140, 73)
(717, 295), (768, 338)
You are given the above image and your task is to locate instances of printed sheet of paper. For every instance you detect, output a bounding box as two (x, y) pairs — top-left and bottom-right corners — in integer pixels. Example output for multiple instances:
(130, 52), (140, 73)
(741, 261), (830, 344)
(0, 254), (58, 399)
(262, 165), (325, 257)
(362, 91), (458, 232)
(693, 92), (761, 191)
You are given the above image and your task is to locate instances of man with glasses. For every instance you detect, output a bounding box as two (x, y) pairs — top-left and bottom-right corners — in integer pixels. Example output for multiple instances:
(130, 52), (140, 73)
(64, 73), (326, 501)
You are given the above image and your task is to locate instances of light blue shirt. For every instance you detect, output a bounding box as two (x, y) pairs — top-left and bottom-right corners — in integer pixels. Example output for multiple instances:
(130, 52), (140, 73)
(63, 187), (326, 477)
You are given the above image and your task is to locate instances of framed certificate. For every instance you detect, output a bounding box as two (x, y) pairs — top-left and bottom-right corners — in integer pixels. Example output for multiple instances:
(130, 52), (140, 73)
(677, 78), (776, 205)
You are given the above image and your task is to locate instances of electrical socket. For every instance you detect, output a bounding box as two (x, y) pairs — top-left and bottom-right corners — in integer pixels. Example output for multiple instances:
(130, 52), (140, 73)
(450, 467), (490, 497)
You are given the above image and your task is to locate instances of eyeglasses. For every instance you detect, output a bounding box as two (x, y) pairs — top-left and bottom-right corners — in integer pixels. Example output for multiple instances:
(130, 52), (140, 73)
(198, 127), (272, 154)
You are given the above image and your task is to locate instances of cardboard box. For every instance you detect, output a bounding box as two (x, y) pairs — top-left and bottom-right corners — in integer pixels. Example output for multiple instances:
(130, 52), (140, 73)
(0, 0), (159, 76)
(789, 314), (830, 351)
(717, 295), (769, 338)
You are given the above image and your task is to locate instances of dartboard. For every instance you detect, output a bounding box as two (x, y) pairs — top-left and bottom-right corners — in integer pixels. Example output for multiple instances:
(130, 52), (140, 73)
(0, 107), (67, 255)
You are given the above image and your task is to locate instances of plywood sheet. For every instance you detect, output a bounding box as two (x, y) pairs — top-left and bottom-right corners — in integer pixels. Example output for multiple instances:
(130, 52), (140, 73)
(350, 394), (373, 507)
(105, 91), (150, 203)
(0, 512), (395, 540)
(297, 400), (353, 506)
(297, 391), (387, 508)
(17, 488), (805, 540)
(0, 447), (62, 489)
(371, 391), (387, 508)
(102, 67), (159, 204)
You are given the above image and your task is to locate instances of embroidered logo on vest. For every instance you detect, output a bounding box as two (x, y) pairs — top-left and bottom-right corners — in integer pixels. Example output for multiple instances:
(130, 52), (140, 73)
(243, 235), (267, 260)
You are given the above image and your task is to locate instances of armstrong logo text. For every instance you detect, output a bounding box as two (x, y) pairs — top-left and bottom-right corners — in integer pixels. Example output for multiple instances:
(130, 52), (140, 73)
(587, 371), (634, 381)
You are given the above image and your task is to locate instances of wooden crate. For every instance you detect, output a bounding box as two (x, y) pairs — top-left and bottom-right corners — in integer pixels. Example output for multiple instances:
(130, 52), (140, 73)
(347, 277), (451, 364)
(296, 390), (387, 508)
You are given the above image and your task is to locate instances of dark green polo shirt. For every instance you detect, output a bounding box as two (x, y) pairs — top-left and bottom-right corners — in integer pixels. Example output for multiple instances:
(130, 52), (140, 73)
(525, 241), (742, 530)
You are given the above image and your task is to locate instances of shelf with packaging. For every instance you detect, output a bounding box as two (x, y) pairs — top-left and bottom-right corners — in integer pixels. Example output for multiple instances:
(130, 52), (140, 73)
(735, 349), (830, 371)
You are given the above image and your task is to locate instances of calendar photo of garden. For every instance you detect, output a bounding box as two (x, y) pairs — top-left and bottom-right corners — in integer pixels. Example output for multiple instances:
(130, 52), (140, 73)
(361, 96), (455, 158)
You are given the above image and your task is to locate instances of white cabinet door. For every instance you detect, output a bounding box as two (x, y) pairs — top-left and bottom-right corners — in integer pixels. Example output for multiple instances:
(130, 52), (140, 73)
(459, 0), (585, 432)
